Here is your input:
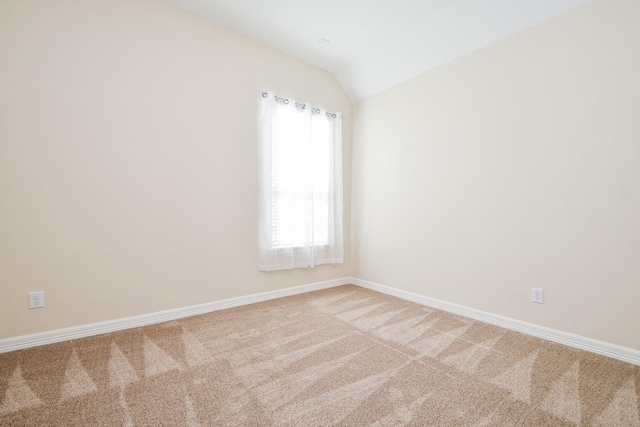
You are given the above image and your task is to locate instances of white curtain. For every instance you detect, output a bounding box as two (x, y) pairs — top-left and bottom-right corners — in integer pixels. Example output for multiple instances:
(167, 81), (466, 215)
(258, 92), (343, 271)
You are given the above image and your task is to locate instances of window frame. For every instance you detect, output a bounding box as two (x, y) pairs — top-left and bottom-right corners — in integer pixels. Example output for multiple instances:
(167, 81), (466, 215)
(257, 91), (343, 271)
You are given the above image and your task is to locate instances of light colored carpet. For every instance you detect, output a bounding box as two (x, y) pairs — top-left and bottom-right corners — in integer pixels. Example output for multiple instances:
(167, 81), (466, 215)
(1, 285), (639, 426)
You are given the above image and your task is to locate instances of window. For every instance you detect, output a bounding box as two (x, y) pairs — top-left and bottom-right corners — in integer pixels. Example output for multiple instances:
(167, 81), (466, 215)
(258, 92), (343, 271)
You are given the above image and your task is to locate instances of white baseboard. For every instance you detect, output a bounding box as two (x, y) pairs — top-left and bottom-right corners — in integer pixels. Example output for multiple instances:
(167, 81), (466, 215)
(0, 277), (350, 354)
(4, 276), (639, 366)
(351, 278), (640, 366)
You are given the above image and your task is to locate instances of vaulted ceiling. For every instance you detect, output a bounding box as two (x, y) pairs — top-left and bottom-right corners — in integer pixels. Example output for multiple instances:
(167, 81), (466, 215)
(159, 0), (593, 102)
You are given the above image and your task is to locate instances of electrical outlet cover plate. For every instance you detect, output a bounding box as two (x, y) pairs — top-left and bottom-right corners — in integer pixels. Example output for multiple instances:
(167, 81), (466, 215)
(532, 288), (544, 304)
(29, 291), (44, 309)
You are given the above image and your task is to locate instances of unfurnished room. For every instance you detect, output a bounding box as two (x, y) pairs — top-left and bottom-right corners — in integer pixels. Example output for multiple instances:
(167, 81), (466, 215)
(1, 0), (639, 425)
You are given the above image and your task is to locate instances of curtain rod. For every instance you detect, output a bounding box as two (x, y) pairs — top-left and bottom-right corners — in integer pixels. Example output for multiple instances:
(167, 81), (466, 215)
(262, 92), (338, 119)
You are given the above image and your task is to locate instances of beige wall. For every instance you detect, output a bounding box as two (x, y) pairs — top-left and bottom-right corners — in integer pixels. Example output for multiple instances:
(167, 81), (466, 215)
(0, 0), (352, 339)
(352, 0), (640, 350)
(2, 0), (638, 354)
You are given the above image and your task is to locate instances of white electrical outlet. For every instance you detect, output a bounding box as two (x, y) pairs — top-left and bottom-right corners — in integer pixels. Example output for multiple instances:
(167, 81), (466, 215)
(29, 291), (44, 309)
(531, 288), (544, 304)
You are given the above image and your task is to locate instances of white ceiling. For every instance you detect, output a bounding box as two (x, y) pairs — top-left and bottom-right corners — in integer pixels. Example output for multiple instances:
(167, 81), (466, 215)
(159, 0), (593, 102)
